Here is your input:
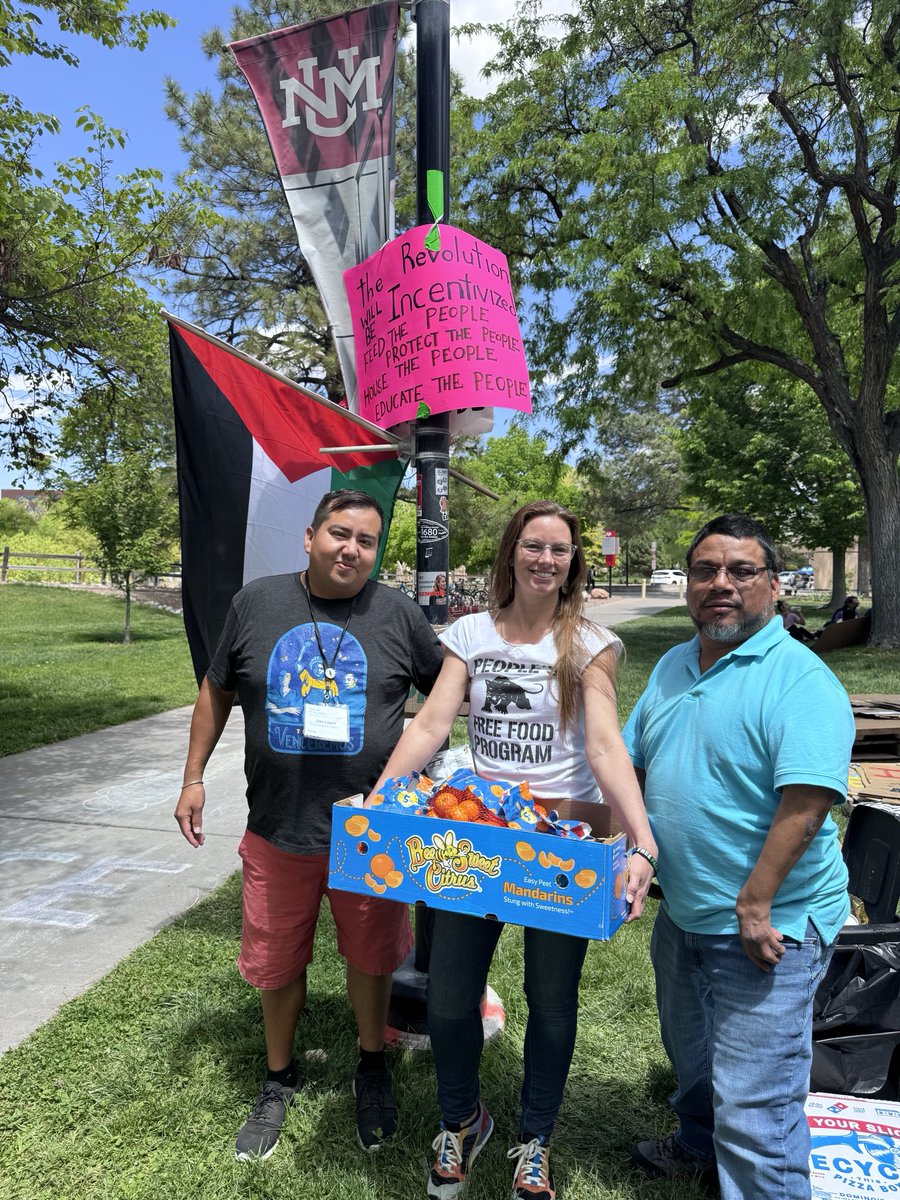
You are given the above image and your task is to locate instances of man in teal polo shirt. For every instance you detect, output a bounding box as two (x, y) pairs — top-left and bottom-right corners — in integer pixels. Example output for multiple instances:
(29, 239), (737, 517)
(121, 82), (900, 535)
(622, 513), (853, 1200)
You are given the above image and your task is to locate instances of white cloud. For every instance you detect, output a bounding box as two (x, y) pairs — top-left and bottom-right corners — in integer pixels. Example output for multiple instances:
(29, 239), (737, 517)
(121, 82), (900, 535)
(449, 0), (574, 98)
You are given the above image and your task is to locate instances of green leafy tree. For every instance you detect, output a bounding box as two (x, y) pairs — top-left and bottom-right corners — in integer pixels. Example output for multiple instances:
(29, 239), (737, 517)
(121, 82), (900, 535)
(2, 498), (104, 581)
(680, 373), (867, 602)
(383, 494), (417, 569)
(63, 455), (178, 643)
(1, 1), (206, 473)
(576, 411), (690, 550)
(0, 496), (38, 538)
(448, 425), (583, 572)
(456, 0), (900, 645)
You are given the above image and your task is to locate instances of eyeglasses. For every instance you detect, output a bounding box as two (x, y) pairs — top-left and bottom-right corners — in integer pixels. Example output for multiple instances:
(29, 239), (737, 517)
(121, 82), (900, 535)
(688, 564), (771, 584)
(517, 539), (577, 560)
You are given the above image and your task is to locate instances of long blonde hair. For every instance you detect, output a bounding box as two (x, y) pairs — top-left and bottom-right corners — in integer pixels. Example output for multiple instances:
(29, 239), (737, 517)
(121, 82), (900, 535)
(489, 500), (591, 733)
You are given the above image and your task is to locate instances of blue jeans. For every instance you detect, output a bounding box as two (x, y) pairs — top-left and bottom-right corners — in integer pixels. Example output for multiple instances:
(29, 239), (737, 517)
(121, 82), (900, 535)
(651, 905), (833, 1200)
(427, 910), (589, 1139)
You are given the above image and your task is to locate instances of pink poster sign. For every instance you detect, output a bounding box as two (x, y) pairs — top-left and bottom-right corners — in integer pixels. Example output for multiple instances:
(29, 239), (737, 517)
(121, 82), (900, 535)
(344, 224), (533, 427)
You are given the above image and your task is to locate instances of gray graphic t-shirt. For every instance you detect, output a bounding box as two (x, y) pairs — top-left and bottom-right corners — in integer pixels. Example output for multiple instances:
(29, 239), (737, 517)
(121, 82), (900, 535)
(209, 574), (442, 854)
(440, 611), (621, 803)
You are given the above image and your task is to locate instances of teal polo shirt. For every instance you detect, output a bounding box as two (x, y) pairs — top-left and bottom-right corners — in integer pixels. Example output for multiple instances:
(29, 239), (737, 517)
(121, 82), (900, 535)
(622, 616), (852, 943)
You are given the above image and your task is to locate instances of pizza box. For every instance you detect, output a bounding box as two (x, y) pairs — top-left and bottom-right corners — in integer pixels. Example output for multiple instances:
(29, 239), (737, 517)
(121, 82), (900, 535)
(806, 1092), (900, 1198)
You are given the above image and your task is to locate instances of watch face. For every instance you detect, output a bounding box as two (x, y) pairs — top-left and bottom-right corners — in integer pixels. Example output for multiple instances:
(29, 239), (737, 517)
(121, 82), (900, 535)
(324, 667), (337, 679)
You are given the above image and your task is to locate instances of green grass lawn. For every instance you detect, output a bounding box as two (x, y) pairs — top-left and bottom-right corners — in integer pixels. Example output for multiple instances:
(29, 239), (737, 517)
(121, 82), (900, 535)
(0, 584), (198, 756)
(1, 591), (897, 1199)
(0, 879), (696, 1200)
(616, 605), (900, 720)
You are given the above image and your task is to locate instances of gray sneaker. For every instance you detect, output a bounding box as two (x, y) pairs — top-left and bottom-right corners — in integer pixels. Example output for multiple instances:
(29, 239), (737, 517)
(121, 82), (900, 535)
(234, 1078), (300, 1161)
(631, 1134), (718, 1192)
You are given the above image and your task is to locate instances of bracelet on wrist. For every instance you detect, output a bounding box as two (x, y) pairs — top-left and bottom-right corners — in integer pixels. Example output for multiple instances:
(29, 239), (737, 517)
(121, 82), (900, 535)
(629, 846), (659, 876)
(180, 779), (204, 790)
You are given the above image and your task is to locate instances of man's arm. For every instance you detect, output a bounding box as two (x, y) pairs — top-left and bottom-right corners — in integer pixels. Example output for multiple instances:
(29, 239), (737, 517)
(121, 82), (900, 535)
(174, 676), (236, 848)
(735, 784), (839, 971)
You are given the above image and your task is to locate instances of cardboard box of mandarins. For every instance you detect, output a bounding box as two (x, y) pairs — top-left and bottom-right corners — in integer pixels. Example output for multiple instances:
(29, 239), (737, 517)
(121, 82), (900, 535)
(328, 798), (630, 940)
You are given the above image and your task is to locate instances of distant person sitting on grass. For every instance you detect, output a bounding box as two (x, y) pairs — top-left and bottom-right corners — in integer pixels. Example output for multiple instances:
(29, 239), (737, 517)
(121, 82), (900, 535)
(174, 490), (442, 1163)
(776, 599), (815, 643)
(827, 595), (861, 624)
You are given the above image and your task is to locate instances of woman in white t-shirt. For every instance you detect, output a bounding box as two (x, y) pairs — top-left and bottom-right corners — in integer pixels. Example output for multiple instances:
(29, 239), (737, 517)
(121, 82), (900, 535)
(370, 500), (657, 1200)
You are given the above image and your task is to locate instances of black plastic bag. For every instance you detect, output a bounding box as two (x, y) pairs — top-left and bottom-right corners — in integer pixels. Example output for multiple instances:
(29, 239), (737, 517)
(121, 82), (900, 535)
(811, 926), (900, 1099)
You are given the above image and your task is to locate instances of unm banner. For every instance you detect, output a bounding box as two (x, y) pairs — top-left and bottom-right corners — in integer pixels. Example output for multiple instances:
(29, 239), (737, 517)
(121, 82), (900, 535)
(230, 1), (399, 413)
(345, 223), (533, 427)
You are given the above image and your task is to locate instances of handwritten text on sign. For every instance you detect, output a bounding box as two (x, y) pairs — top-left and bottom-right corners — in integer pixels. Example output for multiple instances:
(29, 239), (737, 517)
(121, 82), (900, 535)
(344, 225), (533, 427)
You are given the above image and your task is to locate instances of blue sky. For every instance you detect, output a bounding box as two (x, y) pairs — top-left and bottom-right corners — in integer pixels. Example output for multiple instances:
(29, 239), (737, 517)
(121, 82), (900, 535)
(4, 4), (218, 181)
(1, 0), (537, 489)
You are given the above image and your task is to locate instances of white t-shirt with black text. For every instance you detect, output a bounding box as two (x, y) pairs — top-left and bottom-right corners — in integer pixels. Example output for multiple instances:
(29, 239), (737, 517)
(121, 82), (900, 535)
(439, 611), (621, 803)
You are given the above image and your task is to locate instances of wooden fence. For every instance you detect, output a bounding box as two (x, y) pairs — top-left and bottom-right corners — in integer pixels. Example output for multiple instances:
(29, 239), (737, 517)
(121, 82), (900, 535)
(0, 548), (181, 586)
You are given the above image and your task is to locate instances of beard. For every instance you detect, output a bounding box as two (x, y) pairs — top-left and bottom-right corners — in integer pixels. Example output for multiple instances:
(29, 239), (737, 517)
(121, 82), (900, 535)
(693, 603), (774, 644)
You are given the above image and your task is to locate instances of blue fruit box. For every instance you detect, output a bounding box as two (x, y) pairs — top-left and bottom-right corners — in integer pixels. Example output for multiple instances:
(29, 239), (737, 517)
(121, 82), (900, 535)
(328, 798), (629, 940)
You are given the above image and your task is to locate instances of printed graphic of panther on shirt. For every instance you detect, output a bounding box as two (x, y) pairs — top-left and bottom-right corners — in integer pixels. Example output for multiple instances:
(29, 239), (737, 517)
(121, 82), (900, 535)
(482, 674), (544, 714)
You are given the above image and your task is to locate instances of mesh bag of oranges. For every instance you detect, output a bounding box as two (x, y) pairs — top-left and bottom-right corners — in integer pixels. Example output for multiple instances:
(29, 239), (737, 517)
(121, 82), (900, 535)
(368, 768), (593, 839)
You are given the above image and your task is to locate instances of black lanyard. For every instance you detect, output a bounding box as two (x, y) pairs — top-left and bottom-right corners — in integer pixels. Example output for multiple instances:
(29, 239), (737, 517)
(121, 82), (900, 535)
(300, 575), (357, 697)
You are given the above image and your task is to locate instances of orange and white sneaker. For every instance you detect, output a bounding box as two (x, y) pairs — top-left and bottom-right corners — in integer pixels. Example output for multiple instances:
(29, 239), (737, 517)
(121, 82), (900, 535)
(427, 1105), (494, 1199)
(508, 1136), (555, 1200)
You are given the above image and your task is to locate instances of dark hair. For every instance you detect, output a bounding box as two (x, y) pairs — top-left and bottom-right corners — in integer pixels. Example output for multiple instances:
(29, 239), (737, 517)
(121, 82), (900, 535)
(490, 500), (589, 733)
(686, 513), (778, 574)
(310, 489), (384, 534)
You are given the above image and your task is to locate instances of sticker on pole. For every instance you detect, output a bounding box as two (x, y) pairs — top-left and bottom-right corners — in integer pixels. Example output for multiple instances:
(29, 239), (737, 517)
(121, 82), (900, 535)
(344, 224), (533, 428)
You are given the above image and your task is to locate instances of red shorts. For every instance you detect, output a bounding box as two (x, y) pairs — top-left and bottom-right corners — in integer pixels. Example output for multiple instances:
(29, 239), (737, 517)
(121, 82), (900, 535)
(237, 829), (413, 990)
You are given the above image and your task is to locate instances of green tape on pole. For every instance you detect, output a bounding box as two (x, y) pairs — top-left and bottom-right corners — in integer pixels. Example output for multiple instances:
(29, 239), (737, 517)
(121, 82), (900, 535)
(417, 401), (432, 420)
(424, 169), (445, 250)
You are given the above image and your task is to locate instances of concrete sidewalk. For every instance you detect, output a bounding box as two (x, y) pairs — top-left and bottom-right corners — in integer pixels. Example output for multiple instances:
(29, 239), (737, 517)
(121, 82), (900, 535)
(0, 706), (250, 1053)
(585, 591), (685, 626)
(0, 593), (685, 1055)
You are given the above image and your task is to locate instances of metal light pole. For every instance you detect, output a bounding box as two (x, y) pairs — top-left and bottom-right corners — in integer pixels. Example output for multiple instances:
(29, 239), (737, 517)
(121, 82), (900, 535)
(387, 0), (451, 1032)
(413, 0), (450, 627)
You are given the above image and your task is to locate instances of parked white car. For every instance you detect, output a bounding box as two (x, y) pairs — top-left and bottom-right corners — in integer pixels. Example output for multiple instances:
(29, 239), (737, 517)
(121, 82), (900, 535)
(650, 569), (687, 586)
(778, 571), (797, 594)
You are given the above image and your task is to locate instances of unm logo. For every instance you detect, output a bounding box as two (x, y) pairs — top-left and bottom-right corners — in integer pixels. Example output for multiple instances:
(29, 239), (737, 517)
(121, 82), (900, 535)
(406, 830), (502, 895)
(281, 47), (382, 137)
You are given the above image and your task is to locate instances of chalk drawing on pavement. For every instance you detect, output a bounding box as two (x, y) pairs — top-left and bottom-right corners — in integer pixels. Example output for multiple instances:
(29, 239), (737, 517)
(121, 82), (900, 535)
(82, 750), (244, 815)
(0, 855), (189, 929)
(0, 850), (78, 866)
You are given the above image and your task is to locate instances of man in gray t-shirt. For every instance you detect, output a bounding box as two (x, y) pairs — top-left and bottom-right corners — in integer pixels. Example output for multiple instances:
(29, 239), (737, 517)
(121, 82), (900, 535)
(175, 490), (442, 1162)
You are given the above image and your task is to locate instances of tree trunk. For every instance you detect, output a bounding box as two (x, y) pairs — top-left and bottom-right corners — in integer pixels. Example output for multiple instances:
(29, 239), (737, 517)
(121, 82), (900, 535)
(820, 368), (900, 646)
(857, 440), (900, 647)
(124, 574), (132, 645)
(857, 537), (871, 596)
(829, 548), (847, 609)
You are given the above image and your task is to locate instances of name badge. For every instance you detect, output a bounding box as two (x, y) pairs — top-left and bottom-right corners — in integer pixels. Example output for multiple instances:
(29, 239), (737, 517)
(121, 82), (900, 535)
(303, 702), (350, 744)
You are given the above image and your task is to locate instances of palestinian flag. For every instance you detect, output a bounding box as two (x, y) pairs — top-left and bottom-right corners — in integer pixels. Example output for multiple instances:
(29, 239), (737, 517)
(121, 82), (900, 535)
(168, 317), (405, 684)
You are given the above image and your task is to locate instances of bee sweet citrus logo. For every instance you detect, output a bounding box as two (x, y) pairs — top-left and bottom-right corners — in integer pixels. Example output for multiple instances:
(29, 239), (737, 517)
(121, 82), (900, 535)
(405, 829), (502, 894)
